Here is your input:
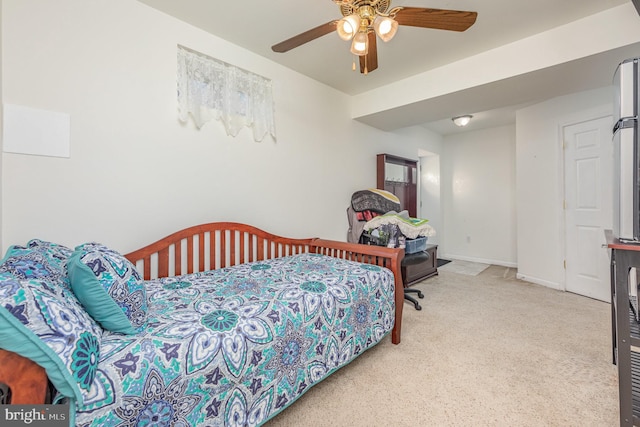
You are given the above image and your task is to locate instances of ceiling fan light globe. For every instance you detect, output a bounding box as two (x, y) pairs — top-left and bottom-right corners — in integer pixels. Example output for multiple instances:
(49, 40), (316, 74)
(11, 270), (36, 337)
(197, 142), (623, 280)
(337, 14), (360, 41)
(350, 31), (368, 56)
(373, 16), (398, 42)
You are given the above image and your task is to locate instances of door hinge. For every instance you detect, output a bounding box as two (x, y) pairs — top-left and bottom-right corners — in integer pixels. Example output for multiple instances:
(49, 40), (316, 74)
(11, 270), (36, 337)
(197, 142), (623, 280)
(564, 260), (567, 269)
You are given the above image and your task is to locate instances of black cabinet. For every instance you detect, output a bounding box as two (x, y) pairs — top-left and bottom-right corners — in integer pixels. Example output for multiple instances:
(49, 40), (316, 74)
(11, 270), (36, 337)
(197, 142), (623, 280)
(608, 235), (640, 426)
(402, 244), (438, 286)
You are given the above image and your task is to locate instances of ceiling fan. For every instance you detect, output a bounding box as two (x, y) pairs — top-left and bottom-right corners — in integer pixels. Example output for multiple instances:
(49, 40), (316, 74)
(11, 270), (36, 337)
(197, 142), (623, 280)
(271, 0), (477, 74)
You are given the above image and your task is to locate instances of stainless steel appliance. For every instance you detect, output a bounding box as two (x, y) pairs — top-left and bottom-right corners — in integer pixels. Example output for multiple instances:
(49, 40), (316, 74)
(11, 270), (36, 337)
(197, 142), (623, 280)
(613, 57), (640, 243)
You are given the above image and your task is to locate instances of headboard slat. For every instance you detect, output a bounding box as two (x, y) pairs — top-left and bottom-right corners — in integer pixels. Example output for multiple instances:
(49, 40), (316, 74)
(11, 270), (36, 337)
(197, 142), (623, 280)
(208, 231), (215, 271)
(175, 242), (182, 276)
(257, 237), (264, 261)
(142, 256), (150, 279)
(187, 236), (194, 274)
(220, 230), (227, 268)
(158, 246), (169, 278)
(239, 231), (246, 264)
(230, 230), (237, 266)
(198, 233), (205, 272)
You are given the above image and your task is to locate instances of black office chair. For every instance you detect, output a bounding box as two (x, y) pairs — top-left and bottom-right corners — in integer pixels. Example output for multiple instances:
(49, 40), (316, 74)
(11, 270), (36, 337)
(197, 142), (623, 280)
(401, 251), (428, 310)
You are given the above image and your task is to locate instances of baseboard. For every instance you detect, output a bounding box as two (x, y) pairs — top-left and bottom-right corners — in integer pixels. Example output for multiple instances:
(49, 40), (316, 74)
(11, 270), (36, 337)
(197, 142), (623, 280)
(515, 273), (563, 291)
(438, 253), (517, 268)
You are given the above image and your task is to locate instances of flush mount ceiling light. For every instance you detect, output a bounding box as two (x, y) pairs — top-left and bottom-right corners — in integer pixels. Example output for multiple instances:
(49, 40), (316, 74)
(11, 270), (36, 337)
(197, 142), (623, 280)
(271, 1), (477, 75)
(452, 115), (473, 127)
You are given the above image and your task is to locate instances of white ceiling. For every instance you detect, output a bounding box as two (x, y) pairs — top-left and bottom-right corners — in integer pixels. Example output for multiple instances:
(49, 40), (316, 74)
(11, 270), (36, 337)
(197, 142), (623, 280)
(138, 0), (636, 135)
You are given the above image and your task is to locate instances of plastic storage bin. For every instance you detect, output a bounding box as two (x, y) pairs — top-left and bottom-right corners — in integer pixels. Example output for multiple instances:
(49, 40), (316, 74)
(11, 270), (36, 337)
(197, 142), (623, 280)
(405, 237), (428, 254)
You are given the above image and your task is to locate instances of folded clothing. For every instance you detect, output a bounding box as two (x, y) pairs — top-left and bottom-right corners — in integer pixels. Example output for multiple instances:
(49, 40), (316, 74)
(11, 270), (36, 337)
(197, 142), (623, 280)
(364, 212), (436, 240)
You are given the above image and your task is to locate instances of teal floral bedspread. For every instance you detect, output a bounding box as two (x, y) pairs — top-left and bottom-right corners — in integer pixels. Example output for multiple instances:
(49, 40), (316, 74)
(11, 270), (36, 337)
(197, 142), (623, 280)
(75, 253), (395, 426)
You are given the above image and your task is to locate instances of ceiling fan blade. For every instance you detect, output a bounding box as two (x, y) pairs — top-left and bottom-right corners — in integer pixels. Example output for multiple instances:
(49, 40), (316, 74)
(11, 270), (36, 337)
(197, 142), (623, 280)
(272, 21), (338, 53)
(359, 31), (378, 74)
(393, 7), (477, 32)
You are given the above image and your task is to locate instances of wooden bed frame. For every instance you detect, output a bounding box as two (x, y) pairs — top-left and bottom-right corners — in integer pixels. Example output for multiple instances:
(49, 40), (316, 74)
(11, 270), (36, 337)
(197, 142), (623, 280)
(0, 222), (404, 404)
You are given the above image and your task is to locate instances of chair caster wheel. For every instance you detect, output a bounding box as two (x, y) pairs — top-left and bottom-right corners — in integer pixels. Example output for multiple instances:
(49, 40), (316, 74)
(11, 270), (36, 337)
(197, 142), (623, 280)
(417, 291), (424, 299)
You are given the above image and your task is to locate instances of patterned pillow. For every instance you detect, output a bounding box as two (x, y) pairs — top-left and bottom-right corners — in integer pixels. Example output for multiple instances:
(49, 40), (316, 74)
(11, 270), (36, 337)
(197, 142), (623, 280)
(68, 243), (147, 334)
(0, 239), (73, 289)
(0, 271), (102, 405)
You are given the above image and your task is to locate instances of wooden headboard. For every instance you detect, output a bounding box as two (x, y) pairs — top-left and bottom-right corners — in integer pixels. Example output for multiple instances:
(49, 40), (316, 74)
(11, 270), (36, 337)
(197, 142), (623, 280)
(124, 222), (314, 280)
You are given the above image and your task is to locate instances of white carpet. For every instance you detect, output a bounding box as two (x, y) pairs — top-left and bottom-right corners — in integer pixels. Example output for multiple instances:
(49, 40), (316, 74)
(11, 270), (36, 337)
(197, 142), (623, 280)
(437, 259), (490, 276)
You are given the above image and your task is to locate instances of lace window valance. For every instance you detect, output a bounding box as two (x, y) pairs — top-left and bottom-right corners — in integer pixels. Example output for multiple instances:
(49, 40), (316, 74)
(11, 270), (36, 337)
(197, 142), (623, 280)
(177, 45), (276, 142)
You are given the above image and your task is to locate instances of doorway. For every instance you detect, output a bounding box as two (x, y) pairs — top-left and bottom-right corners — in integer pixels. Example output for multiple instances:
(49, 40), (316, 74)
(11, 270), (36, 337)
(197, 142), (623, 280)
(563, 115), (613, 302)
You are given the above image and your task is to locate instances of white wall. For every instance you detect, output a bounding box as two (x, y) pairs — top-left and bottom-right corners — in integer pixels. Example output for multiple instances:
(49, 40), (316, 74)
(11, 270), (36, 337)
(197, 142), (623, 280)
(0, 0), (440, 253)
(516, 86), (613, 289)
(440, 125), (517, 266)
(0, 0), (4, 249)
(0, 0), (3, 249)
(419, 153), (441, 245)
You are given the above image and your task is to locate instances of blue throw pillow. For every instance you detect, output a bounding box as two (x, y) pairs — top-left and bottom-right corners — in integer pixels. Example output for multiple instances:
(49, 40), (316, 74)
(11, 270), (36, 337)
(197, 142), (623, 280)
(0, 239), (73, 289)
(68, 243), (147, 334)
(0, 271), (102, 405)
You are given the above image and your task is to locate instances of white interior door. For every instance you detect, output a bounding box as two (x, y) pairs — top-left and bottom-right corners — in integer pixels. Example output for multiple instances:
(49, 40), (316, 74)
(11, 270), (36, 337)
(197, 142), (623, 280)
(563, 116), (613, 302)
